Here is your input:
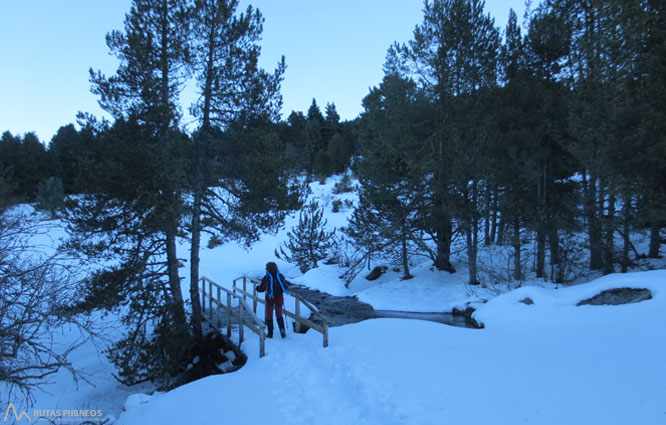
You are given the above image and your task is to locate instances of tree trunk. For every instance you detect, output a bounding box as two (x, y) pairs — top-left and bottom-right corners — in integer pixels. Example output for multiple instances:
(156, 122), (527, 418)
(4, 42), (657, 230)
(512, 216), (522, 281)
(401, 226), (412, 280)
(189, 188), (204, 341)
(548, 226), (562, 283)
(496, 213), (506, 246)
(434, 215), (455, 273)
(584, 173), (604, 270)
(649, 221), (662, 258)
(490, 186), (498, 244)
(187, 21), (217, 342)
(621, 197), (631, 273)
(166, 231), (186, 321)
(536, 229), (546, 279)
(484, 186), (491, 245)
(466, 183), (479, 285)
(602, 186), (615, 275)
(466, 225), (479, 285)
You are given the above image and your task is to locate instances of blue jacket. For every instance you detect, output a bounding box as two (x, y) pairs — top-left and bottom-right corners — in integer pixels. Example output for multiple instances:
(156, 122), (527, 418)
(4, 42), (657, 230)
(256, 272), (289, 299)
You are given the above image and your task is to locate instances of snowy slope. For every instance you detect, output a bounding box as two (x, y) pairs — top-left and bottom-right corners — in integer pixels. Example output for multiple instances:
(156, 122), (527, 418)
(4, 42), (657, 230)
(114, 270), (666, 425)
(12, 175), (666, 424)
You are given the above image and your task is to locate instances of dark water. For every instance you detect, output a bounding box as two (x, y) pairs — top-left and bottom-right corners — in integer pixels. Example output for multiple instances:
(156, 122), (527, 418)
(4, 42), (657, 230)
(288, 285), (479, 329)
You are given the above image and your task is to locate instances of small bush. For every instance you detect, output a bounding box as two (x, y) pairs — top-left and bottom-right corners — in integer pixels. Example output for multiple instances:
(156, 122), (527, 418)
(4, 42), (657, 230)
(332, 199), (343, 213)
(333, 173), (355, 194)
(35, 177), (65, 218)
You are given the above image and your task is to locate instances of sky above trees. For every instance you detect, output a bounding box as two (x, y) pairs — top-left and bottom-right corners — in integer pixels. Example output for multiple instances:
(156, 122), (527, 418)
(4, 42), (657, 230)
(0, 0), (524, 142)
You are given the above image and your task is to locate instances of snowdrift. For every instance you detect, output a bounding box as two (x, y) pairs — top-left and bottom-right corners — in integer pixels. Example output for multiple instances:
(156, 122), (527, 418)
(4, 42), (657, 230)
(114, 270), (666, 425)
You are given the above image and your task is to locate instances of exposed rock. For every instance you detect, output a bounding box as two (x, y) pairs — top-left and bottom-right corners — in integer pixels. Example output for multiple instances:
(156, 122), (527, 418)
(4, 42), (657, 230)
(576, 287), (652, 306)
(519, 297), (534, 305)
(451, 305), (484, 329)
(366, 266), (388, 281)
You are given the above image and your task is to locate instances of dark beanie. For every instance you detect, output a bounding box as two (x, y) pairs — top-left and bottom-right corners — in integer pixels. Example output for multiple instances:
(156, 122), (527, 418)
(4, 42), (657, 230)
(266, 262), (278, 275)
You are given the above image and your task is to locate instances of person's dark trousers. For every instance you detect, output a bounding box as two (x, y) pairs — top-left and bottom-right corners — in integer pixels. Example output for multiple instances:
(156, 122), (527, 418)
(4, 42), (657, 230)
(276, 316), (286, 338)
(266, 295), (284, 338)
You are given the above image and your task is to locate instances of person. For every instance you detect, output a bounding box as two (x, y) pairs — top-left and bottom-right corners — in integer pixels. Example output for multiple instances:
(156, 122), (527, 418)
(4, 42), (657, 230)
(256, 262), (290, 338)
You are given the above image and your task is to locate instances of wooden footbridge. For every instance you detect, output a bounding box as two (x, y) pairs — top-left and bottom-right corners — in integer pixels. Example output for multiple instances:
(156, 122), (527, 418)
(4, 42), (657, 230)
(199, 276), (329, 358)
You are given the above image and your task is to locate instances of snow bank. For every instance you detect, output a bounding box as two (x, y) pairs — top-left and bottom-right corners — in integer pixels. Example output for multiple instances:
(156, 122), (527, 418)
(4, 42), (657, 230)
(114, 270), (666, 425)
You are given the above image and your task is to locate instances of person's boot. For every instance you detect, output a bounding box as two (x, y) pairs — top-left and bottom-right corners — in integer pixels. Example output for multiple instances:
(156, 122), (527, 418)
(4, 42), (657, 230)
(277, 316), (286, 339)
(266, 320), (274, 339)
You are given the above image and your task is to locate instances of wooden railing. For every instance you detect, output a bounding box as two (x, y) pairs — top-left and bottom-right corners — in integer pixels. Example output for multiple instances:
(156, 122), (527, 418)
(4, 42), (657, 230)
(199, 275), (329, 359)
(200, 276), (267, 357)
(232, 276), (329, 348)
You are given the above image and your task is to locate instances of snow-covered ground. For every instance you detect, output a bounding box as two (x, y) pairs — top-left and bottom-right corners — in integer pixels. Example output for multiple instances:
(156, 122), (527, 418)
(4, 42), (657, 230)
(10, 175), (666, 424)
(115, 270), (666, 425)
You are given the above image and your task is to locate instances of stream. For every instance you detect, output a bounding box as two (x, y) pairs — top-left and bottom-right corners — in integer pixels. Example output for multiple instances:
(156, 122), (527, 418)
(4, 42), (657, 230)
(287, 285), (480, 329)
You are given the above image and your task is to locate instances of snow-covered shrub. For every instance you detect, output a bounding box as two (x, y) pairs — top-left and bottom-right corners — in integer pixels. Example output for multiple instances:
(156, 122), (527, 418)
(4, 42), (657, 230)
(333, 172), (355, 194)
(35, 177), (65, 218)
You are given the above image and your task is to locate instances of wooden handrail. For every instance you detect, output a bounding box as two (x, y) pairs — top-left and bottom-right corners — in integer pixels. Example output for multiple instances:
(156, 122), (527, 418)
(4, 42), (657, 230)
(233, 276), (329, 348)
(200, 275), (330, 357)
(200, 277), (266, 357)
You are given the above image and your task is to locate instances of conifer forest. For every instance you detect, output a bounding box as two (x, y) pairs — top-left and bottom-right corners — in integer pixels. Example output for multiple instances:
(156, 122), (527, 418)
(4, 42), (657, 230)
(1, 0), (665, 398)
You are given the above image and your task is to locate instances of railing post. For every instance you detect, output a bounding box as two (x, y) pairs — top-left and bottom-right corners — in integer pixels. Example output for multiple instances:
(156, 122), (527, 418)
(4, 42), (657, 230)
(208, 280), (213, 314)
(295, 299), (301, 333)
(243, 276), (247, 301)
(259, 325), (265, 358)
(253, 281), (258, 313)
(201, 278), (206, 314)
(226, 292), (232, 337)
(238, 302), (244, 344)
(216, 287), (222, 328)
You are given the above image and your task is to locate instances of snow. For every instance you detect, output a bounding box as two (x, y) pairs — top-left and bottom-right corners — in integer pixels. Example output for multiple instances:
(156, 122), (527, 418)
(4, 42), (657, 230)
(12, 175), (666, 424)
(113, 271), (666, 425)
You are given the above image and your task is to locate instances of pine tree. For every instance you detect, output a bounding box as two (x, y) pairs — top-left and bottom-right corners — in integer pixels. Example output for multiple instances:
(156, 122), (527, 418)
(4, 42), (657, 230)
(0, 132), (52, 202)
(401, 0), (501, 283)
(302, 118), (322, 175)
(321, 102), (341, 145)
(327, 132), (348, 174)
(307, 98), (325, 124)
(349, 74), (432, 281)
(70, 0), (192, 385)
(187, 0), (291, 341)
(277, 200), (334, 273)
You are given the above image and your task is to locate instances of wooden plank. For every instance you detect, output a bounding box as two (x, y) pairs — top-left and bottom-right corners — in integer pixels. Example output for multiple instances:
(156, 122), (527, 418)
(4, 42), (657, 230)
(201, 274), (331, 360)
(292, 293), (328, 324)
(282, 310), (324, 333)
(295, 299), (301, 333)
(238, 298), (264, 325)
(234, 286), (262, 301)
(323, 323), (329, 348)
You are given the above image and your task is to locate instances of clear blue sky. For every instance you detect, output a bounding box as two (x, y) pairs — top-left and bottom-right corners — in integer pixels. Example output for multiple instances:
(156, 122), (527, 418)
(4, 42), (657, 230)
(0, 0), (526, 143)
